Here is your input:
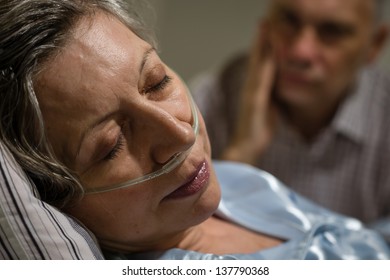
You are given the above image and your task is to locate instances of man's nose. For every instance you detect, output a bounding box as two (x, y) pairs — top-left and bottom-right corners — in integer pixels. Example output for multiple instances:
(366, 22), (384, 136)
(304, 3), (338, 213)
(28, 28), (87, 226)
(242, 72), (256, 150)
(289, 27), (320, 64)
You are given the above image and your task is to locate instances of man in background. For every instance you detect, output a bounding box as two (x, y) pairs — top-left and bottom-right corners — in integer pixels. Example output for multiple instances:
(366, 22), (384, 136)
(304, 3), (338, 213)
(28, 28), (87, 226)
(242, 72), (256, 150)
(192, 0), (390, 225)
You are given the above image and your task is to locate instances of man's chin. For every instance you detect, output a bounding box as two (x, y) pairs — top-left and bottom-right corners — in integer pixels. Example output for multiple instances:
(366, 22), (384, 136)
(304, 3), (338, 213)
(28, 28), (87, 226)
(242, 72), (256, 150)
(276, 85), (319, 109)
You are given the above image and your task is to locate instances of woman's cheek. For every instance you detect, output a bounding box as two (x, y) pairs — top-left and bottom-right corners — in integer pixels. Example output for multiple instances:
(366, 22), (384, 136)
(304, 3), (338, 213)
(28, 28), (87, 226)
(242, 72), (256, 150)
(198, 113), (212, 156)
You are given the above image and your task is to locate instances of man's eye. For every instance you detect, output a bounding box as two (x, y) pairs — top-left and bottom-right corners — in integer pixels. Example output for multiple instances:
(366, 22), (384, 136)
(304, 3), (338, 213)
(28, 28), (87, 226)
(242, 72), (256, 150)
(274, 9), (302, 37)
(318, 23), (354, 43)
(145, 75), (172, 93)
(103, 133), (124, 161)
(279, 9), (301, 28)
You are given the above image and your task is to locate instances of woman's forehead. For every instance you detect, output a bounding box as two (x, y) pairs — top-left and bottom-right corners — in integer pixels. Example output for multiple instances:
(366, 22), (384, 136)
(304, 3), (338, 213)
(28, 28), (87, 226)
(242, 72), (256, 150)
(35, 12), (148, 104)
(32, 12), (153, 165)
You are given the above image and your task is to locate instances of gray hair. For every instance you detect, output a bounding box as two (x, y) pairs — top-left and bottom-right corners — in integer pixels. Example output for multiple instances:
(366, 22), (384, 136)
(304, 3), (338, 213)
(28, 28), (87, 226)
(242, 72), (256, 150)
(375, 0), (387, 22)
(0, 0), (155, 208)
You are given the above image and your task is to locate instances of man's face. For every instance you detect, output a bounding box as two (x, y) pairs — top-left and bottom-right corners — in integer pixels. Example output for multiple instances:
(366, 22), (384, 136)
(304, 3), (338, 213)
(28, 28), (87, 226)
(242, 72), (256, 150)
(268, 0), (379, 110)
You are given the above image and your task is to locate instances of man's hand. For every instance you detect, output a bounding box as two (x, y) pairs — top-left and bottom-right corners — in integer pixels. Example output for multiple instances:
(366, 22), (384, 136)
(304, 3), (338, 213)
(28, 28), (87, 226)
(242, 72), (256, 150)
(222, 22), (279, 164)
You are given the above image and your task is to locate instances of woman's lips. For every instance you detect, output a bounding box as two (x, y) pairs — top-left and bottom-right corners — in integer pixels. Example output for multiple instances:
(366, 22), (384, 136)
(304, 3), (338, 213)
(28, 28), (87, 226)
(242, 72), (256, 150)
(164, 160), (210, 199)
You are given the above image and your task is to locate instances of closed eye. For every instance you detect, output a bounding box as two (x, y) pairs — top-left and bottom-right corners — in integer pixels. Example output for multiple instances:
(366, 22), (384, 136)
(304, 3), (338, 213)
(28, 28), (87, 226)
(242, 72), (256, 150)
(103, 133), (125, 161)
(145, 75), (172, 93)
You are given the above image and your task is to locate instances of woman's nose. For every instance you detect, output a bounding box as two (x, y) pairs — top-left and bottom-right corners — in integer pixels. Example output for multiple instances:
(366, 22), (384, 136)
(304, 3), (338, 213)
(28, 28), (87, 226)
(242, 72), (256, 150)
(133, 100), (196, 165)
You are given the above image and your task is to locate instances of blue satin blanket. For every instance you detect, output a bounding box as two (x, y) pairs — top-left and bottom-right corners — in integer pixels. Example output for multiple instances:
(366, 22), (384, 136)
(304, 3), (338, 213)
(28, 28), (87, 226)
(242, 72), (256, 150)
(107, 161), (390, 260)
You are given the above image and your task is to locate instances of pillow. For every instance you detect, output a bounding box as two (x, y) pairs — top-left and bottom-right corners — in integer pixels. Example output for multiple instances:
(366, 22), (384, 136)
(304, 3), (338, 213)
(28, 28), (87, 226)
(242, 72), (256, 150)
(0, 142), (104, 259)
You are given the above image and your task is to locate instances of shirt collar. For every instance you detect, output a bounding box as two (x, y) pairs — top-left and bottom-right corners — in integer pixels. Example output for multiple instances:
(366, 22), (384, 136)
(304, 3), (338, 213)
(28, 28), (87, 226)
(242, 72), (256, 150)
(331, 69), (372, 144)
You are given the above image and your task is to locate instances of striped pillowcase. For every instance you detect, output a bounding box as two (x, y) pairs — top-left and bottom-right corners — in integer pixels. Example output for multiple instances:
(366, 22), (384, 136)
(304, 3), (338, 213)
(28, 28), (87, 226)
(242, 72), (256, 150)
(0, 142), (104, 260)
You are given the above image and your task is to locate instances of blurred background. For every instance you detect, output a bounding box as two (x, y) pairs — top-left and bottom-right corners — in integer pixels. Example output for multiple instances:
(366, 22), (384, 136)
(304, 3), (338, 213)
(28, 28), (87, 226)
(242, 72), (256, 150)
(141, 0), (390, 84)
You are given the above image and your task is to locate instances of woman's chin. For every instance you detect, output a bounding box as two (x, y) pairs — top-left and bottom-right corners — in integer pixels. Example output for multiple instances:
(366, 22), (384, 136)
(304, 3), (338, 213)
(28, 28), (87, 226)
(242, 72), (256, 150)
(196, 175), (222, 222)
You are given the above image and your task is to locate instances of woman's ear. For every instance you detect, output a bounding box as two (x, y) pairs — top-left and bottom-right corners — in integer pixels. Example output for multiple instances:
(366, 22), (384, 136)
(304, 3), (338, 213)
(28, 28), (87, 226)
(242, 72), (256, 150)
(367, 24), (389, 63)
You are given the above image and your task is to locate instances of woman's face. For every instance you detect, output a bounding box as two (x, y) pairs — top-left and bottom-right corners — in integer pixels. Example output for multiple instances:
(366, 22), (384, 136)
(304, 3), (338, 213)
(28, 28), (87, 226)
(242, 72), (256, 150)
(35, 12), (221, 253)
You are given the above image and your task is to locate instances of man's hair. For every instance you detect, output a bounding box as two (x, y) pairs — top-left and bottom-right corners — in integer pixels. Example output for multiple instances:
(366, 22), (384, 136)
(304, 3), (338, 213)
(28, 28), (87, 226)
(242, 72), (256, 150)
(0, 0), (155, 208)
(375, 0), (387, 22)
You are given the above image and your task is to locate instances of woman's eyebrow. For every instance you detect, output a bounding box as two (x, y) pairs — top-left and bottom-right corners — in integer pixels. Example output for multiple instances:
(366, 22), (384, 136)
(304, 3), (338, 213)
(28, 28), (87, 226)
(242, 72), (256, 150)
(75, 47), (156, 161)
(139, 47), (156, 73)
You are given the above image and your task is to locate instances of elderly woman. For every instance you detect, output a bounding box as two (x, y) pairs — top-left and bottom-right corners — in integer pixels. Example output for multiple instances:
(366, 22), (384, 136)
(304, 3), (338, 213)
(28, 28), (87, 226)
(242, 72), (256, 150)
(0, 0), (389, 260)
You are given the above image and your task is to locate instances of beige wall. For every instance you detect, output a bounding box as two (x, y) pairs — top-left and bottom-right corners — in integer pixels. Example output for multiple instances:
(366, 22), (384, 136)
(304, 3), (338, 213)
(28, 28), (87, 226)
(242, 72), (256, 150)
(145, 0), (390, 83)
